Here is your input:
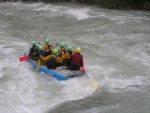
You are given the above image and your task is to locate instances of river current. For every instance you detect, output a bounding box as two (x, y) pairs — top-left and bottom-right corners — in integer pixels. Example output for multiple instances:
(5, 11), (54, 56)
(0, 2), (150, 113)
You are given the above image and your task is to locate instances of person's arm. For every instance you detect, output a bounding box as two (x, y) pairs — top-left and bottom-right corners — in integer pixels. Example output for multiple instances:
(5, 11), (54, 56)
(61, 52), (69, 60)
(81, 55), (85, 71)
(56, 57), (63, 64)
(48, 44), (53, 52)
(40, 55), (51, 62)
(58, 48), (62, 56)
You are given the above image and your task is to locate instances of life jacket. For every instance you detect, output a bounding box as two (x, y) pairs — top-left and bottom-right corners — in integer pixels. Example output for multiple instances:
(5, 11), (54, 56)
(62, 51), (72, 66)
(58, 47), (66, 57)
(66, 51), (72, 65)
(43, 44), (52, 51)
(44, 44), (53, 56)
(70, 54), (82, 67)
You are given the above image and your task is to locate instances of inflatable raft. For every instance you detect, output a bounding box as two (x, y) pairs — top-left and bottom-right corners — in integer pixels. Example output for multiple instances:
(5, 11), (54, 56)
(24, 52), (84, 81)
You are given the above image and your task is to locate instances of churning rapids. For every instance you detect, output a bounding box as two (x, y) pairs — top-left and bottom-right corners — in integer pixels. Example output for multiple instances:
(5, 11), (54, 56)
(0, 2), (150, 113)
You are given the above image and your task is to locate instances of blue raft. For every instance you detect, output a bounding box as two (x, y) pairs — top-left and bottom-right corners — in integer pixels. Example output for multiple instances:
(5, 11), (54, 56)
(25, 52), (84, 81)
(27, 59), (68, 80)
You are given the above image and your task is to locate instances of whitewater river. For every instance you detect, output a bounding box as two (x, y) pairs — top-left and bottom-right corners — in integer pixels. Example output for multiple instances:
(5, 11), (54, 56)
(0, 2), (150, 113)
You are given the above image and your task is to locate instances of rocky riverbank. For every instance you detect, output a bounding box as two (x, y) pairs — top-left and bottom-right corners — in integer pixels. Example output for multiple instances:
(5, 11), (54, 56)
(0, 0), (150, 11)
(77, 0), (150, 10)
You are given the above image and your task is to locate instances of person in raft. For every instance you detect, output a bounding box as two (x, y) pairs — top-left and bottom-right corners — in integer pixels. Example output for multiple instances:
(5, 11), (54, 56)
(57, 42), (67, 57)
(38, 45), (45, 57)
(67, 47), (85, 71)
(61, 45), (75, 66)
(43, 38), (53, 57)
(40, 49), (63, 69)
(28, 40), (39, 60)
(37, 45), (47, 64)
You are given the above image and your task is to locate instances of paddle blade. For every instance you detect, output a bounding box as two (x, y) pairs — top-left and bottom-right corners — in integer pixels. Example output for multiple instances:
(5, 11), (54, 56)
(89, 79), (98, 89)
(36, 59), (41, 71)
(19, 56), (29, 62)
(85, 73), (98, 89)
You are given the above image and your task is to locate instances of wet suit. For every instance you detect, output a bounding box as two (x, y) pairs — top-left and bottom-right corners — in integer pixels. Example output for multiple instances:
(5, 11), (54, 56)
(47, 56), (60, 69)
(28, 45), (39, 60)
(40, 54), (63, 69)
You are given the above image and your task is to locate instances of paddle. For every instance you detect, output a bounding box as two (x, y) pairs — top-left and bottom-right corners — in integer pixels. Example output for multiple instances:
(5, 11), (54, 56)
(19, 56), (29, 62)
(82, 58), (98, 89)
(84, 72), (98, 89)
(35, 59), (41, 71)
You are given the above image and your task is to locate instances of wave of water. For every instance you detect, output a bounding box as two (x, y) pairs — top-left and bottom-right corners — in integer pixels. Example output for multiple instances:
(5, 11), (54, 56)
(0, 2), (150, 113)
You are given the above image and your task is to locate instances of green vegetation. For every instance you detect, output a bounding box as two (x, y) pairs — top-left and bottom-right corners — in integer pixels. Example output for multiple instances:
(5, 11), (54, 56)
(78, 0), (150, 10)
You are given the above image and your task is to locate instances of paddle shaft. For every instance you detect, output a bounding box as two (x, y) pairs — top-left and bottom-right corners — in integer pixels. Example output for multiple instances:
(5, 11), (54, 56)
(85, 73), (89, 78)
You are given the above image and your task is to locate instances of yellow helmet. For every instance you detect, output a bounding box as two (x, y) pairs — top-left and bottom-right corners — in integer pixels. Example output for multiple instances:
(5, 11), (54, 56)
(76, 47), (81, 53)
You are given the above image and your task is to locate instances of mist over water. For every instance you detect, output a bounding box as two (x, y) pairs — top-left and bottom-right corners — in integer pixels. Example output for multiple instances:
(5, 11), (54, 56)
(0, 2), (150, 113)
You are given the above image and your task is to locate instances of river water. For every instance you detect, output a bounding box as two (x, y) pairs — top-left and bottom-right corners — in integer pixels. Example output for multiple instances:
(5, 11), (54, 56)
(0, 2), (150, 113)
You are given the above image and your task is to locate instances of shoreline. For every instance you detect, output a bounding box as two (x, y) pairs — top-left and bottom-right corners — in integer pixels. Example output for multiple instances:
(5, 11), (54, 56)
(0, 0), (150, 11)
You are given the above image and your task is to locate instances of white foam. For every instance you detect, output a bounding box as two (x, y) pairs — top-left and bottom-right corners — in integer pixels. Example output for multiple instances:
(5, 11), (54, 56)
(32, 3), (94, 20)
(60, 77), (96, 100)
(0, 49), (96, 113)
(123, 42), (150, 67)
(64, 8), (93, 20)
(101, 75), (149, 90)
